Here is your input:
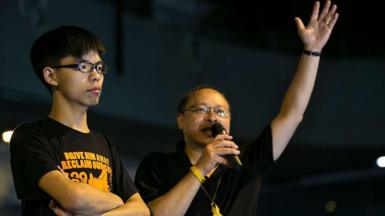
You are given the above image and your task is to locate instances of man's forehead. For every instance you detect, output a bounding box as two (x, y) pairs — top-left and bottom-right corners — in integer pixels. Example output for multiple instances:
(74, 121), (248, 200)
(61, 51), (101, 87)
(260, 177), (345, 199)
(61, 51), (101, 63)
(188, 89), (229, 107)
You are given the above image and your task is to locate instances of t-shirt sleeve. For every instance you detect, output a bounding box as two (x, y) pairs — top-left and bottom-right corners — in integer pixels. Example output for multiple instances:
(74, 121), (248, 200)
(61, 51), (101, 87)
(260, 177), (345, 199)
(106, 137), (138, 202)
(10, 123), (58, 199)
(240, 124), (274, 176)
(134, 153), (168, 203)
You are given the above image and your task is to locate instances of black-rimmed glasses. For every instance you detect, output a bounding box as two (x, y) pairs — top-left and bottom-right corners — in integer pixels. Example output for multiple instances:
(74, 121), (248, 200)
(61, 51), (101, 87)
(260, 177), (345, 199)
(50, 61), (108, 74)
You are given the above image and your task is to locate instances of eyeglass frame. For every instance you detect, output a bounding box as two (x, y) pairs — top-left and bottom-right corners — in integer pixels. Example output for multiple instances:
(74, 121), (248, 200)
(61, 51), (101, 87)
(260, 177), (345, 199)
(50, 60), (108, 74)
(182, 104), (231, 118)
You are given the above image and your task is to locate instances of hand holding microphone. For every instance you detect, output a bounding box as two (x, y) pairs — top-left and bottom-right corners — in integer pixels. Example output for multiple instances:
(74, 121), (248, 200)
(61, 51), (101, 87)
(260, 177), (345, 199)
(210, 123), (242, 167)
(194, 123), (241, 175)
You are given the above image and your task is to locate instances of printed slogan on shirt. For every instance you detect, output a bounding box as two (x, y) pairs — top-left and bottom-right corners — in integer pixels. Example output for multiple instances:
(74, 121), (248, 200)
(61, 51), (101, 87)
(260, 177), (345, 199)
(59, 151), (112, 192)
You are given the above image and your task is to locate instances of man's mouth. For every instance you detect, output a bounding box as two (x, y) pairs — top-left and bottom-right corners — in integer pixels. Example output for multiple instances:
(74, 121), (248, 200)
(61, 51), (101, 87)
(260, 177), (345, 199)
(87, 87), (101, 95)
(200, 126), (213, 137)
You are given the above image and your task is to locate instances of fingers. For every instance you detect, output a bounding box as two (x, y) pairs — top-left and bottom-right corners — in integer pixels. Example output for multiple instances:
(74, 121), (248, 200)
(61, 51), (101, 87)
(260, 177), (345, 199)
(209, 135), (238, 152)
(212, 140), (238, 149)
(49, 200), (62, 216)
(207, 139), (239, 158)
(49, 200), (72, 216)
(215, 155), (230, 166)
(318, 0), (339, 27)
(212, 133), (235, 144)
(57, 165), (70, 179)
(294, 17), (305, 31)
(209, 154), (235, 168)
(196, 138), (240, 173)
(327, 12), (339, 28)
(49, 200), (56, 209)
(212, 133), (239, 150)
(324, 5), (338, 27)
(214, 133), (233, 141)
(207, 141), (240, 166)
(324, 4), (337, 24)
(213, 146), (240, 156)
(310, 1), (320, 22)
(318, 0), (332, 21)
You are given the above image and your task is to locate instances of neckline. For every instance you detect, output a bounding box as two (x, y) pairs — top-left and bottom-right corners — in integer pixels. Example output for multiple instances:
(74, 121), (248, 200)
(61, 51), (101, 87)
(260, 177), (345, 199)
(45, 117), (93, 137)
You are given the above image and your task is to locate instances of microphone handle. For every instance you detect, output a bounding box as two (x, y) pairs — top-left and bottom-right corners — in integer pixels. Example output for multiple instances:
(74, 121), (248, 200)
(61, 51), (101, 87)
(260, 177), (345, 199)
(220, 130), (242, 167)
(233, 154), (243, 167)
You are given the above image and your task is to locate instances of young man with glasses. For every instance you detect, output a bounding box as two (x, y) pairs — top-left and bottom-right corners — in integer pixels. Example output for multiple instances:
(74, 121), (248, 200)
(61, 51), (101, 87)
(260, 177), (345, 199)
(135, 1), (339, 215)
(10, 26), (150, 216)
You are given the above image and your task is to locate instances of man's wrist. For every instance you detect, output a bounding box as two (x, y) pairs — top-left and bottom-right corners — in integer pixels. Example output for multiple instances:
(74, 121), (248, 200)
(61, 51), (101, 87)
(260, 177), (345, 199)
(303, 49), (321, 56)
(190, 166), (207, 183)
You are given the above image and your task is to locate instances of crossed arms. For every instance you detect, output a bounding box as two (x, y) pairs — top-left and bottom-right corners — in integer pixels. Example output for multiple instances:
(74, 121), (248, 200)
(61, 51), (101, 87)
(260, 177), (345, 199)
(39, 170), (150, 216)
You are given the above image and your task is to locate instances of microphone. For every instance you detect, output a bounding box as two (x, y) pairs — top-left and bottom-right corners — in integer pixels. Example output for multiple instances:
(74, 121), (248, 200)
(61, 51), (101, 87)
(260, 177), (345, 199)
(210, 123), (242, 167)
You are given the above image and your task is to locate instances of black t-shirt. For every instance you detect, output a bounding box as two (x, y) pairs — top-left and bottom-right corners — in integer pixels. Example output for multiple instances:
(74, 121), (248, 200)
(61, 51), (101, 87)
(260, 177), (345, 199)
(10, 118), (137, 216)
(135, 125), (274, 216)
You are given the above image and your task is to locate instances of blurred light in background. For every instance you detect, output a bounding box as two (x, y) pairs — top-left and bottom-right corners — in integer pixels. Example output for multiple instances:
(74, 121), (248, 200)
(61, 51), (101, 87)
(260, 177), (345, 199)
(376, 156), (385, 168)
(325, 200), (337, 213)
(1, 130), (13, 144)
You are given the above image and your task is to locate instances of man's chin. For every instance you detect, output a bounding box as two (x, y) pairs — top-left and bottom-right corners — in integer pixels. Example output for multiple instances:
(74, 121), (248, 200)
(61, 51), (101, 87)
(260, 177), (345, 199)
(194, 136), (214, 146)
(88, 98), (100, 106)
(81, 99), (99, 108)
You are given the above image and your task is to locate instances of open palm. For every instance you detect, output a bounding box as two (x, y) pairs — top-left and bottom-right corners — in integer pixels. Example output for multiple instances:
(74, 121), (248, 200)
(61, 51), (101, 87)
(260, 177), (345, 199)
(295, 1), (339, 51)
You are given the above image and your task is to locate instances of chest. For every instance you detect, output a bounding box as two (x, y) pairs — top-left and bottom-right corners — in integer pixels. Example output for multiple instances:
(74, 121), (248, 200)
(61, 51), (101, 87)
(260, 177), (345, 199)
(47, 133), (114, 192)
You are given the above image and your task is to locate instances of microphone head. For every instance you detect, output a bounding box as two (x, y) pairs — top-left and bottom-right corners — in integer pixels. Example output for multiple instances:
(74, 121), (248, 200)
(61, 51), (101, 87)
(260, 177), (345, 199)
(210, 123), (226, 137)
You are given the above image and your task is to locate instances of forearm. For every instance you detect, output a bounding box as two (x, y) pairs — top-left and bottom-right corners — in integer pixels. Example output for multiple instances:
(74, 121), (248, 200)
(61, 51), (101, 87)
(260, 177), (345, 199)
(271, 53), (321, 160)
(148, 171), (201, 216)
(39, 171), (124, 215)
(279, 53), (320, 119)
(101, 193), (150, 216)
(60, 182), (124, 215)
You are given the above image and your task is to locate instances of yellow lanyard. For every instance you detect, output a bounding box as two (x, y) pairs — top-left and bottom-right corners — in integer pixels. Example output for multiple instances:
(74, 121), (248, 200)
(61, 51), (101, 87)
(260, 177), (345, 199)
(199, 176), (223, 216)
(190, 166), (223, 216)
(211, 203), (223, 216)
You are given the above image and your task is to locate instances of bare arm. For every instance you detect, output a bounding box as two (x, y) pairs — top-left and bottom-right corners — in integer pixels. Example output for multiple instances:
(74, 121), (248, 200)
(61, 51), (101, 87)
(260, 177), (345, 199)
(100, 193), (150, 216)
(147, 134), (239, 216)
(271, 0), (339, 160)
(147, 173), (201, 216)
(39, 170), (124, 215)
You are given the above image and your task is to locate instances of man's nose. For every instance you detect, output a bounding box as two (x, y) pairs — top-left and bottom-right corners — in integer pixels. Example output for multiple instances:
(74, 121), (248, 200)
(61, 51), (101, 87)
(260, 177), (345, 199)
(206, 108), (218, 122)
(89, 68), (102, 82)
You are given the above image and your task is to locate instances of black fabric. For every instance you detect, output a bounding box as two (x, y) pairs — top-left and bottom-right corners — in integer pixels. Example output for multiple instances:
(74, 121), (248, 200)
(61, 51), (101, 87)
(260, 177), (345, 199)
(10, 118), (137, 216)
(135, 125), (274, 216)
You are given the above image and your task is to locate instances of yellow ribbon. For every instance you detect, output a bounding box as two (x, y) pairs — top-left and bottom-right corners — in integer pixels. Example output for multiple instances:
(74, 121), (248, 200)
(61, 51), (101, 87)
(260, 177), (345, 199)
(211, 203), (222, 216)
(190, 166), (206, 183)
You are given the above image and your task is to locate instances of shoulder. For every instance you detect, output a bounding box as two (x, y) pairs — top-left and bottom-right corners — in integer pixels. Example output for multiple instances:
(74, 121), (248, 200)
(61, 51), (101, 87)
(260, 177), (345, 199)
(142, 151), (176, 163)
(135, 152), (179, 186)
(14, 119), (46, 132)
(10, 119), (54, 159)
(251, 124), (272, 143)
(260, 124), (272, 141)
(90, 128), (104, 137)
(137, 151), (177, 170)
(93, 133), (118, 153)
(11, 119), (50, 142)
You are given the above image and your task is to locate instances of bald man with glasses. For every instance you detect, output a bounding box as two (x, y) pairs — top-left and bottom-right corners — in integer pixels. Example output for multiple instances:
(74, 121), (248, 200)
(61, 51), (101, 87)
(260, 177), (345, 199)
(135, 1), (339, 215)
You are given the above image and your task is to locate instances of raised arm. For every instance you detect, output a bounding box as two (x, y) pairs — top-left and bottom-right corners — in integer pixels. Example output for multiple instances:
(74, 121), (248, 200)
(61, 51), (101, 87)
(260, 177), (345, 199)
(271, 0), (339, 160)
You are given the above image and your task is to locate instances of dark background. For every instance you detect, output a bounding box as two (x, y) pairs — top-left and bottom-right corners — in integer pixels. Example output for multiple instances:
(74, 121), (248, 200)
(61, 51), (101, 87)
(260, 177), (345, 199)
(1, 0), (384, 215)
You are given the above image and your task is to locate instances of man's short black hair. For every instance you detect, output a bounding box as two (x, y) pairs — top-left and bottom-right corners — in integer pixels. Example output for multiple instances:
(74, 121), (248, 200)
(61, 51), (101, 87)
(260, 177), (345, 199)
(30, 25), (106, 93)
(177, 85), (231, 114)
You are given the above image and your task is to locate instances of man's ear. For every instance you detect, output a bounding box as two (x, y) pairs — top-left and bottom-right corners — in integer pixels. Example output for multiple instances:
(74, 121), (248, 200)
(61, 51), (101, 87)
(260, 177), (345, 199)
(176, 113), (184, 130)
(43, 67), (58, 87)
